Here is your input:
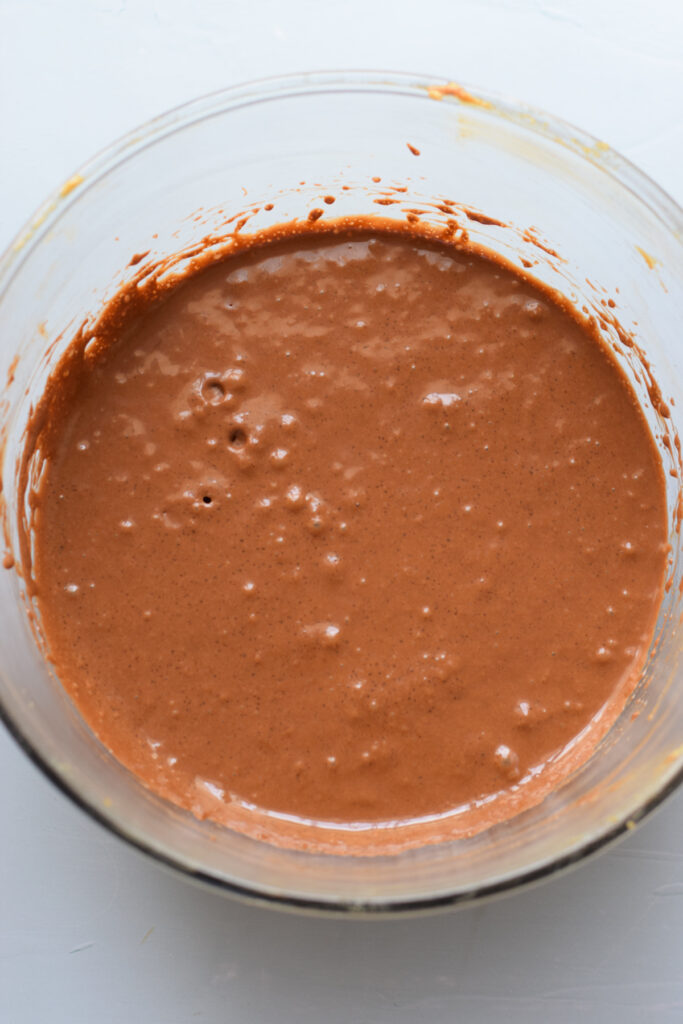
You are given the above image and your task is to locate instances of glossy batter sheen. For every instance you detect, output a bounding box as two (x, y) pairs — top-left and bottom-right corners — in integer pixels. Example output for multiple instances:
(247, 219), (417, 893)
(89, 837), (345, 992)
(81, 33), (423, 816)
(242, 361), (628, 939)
(31, 227), (667, 841)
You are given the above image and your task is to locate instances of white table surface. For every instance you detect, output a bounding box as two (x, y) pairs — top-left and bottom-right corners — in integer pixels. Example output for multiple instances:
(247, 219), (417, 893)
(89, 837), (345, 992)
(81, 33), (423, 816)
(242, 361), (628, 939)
(1, 1), (682, 1021)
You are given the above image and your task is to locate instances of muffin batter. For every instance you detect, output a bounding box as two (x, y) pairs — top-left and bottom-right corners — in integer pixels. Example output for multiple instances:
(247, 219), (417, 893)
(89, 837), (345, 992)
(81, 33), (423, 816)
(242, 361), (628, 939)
(28, 225), (667, 842)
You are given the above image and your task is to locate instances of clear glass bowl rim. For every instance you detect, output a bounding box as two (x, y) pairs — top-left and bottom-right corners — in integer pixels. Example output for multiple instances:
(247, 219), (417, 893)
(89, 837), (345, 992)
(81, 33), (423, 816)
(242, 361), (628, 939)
(1, 69), (682, 917)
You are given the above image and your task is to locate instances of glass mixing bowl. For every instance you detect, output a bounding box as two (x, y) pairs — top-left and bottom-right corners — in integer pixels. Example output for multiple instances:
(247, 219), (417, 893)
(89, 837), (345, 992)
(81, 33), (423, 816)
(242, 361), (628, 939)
(1, 71), (682, 915)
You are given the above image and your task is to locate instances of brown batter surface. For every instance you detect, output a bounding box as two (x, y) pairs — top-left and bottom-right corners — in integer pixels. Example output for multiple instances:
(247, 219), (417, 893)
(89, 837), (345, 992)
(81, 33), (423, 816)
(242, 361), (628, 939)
(30, 226), (667, 840)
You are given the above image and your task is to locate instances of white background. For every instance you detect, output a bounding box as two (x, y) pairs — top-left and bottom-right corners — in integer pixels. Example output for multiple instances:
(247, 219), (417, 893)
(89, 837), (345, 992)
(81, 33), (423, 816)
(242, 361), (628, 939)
(1, 1), (683, 1021)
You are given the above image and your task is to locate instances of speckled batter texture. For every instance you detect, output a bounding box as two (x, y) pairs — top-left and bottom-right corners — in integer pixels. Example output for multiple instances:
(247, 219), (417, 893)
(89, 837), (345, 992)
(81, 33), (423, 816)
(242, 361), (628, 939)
(29, 225), (667, 848)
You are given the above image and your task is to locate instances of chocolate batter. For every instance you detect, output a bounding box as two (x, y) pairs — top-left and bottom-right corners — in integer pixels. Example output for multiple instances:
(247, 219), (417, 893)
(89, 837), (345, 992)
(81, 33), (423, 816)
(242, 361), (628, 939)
(28, 224), (667, 845)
